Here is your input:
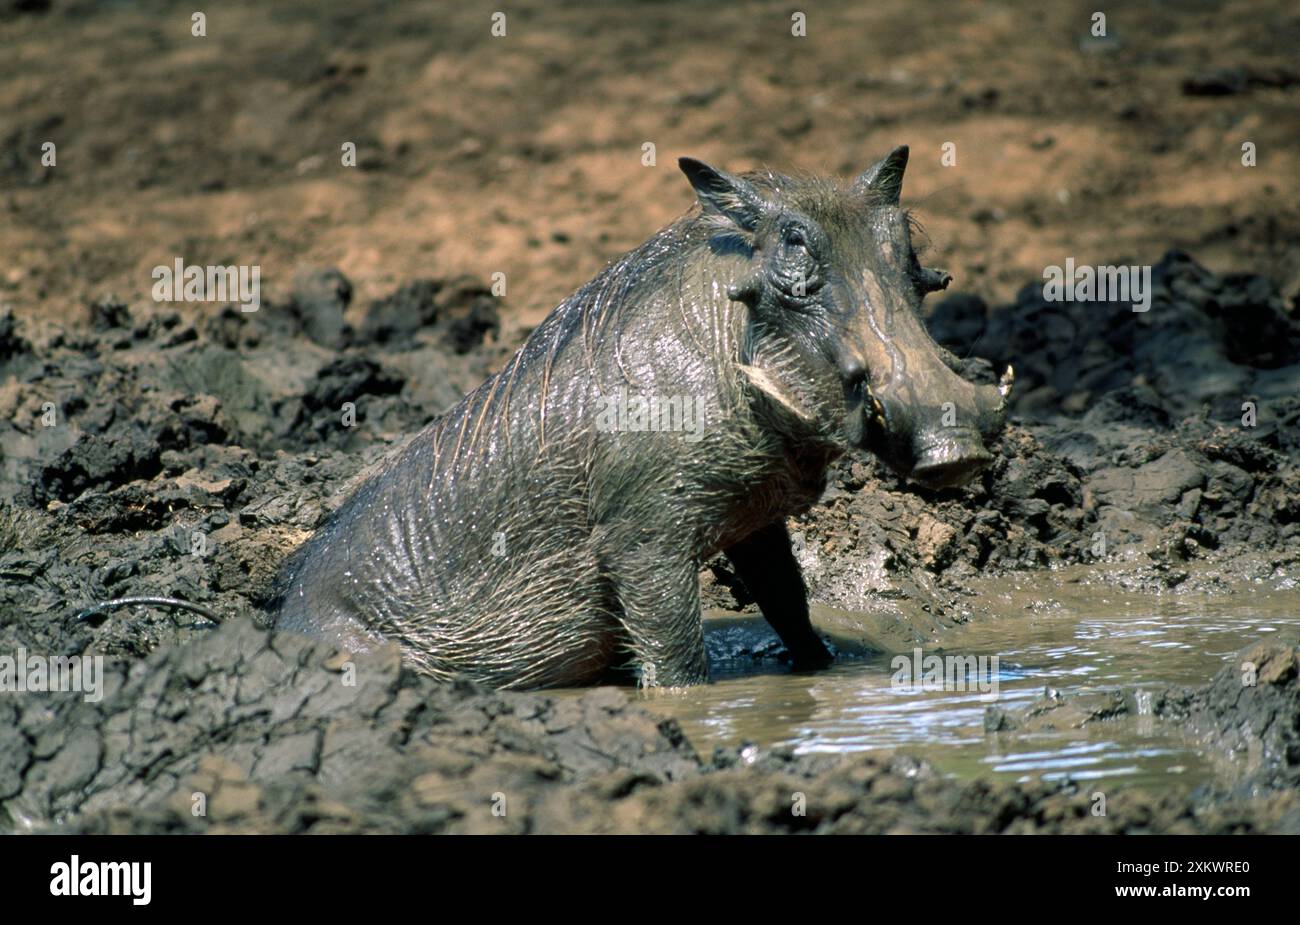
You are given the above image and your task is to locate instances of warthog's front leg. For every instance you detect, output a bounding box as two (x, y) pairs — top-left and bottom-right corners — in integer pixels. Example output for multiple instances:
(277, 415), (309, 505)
(725, 520), (833, 669)
(610, 549), (709, 687)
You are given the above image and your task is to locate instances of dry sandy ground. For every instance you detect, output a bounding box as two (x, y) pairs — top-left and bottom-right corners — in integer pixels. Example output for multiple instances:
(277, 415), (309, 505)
(2, 0), (1299, 339)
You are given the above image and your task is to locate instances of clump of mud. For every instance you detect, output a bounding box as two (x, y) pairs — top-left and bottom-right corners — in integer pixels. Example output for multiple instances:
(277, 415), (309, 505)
(1161, 636), (1300, 796)
(0, 267), (501, 661)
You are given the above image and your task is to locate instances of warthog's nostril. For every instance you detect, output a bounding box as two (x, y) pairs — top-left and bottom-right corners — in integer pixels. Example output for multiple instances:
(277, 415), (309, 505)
(911, 435), (993, 489)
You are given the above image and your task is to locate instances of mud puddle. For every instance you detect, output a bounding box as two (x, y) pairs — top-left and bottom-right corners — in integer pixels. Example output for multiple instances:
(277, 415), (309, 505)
(629, 568), (1300, 794)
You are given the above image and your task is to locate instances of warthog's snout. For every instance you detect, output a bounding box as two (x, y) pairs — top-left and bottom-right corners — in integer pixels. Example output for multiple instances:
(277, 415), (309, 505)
(859, 364), (1012, 490)
(910, 429), (993, 489)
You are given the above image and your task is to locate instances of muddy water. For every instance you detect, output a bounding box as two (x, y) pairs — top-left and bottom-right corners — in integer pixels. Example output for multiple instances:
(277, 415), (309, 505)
(644, 567), (1300, 792)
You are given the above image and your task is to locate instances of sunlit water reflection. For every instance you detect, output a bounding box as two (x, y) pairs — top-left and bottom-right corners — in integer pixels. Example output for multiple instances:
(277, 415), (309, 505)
(637, 571), (1299, 790)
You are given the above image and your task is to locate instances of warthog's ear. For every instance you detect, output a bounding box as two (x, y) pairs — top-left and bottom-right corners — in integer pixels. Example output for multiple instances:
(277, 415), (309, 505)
(853, 145), (909, 204)
(679, 157), (768, 232)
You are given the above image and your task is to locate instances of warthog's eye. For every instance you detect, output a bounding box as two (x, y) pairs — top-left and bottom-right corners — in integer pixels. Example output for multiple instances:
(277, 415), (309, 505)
(766, 219), (824, 305)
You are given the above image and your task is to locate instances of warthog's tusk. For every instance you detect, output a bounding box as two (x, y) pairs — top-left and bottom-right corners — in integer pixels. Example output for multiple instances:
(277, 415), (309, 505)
(998, 364), (1015, 400)
(865, 384), (887, 426)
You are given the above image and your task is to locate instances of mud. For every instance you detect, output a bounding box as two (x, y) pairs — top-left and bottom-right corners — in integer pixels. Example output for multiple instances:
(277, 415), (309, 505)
(3, 0), (1300, 834)
(5, 619), (1298, 835)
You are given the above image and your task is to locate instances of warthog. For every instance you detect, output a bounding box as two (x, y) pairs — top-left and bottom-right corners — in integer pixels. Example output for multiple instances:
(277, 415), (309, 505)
(270, 146), (1012, 688)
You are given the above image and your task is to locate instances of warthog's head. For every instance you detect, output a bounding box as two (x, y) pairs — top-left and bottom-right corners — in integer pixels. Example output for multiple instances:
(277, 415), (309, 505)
(680, 146), (1011, 489)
